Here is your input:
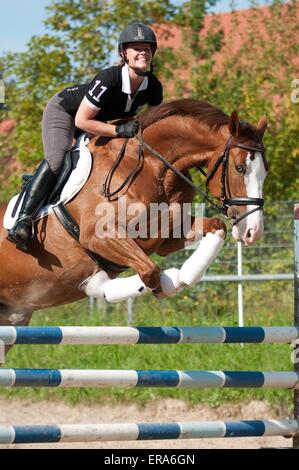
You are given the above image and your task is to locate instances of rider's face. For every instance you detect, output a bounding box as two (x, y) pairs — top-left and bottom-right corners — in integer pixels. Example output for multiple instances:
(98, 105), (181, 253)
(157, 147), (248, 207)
(124, 43), (153, 72)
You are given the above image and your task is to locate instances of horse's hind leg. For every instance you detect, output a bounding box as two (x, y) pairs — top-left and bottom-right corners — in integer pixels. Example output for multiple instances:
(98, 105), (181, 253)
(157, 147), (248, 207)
(0, 302), (33, 356)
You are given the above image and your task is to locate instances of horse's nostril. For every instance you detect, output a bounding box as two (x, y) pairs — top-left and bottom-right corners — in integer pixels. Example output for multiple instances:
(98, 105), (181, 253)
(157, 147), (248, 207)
(245, 228), (253, 240)
(245, 227), (261, 243)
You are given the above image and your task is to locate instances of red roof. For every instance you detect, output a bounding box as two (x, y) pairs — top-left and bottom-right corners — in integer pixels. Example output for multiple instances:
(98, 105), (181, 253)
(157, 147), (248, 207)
(0, 118), (15, 135)
(157, 3), (299, 65)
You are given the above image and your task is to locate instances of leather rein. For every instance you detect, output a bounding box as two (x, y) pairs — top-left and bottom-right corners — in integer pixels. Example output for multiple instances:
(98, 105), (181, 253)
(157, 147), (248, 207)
(103, 134), (266, 226)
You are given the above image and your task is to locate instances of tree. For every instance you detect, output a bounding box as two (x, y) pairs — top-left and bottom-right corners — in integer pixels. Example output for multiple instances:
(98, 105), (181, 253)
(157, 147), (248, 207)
(188, 0), (299, 201)
(3, 36), (72, 167)
(1, 1), (217, 181)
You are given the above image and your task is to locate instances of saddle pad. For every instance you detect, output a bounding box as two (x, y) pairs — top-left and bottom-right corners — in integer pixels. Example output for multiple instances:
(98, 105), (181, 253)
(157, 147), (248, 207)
(3, 134), (92, 230)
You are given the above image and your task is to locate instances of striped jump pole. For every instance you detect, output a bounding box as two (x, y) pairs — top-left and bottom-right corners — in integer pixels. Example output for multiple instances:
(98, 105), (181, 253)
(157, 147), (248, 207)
(0, 326), (298, 345)
(1, 419), (299, 444)
(0, 369), (299, 388)
(0, 203), (298, 447)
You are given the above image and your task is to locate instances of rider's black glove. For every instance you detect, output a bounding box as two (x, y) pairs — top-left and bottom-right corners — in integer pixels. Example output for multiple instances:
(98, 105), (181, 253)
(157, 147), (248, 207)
(115, 121), (139, 138)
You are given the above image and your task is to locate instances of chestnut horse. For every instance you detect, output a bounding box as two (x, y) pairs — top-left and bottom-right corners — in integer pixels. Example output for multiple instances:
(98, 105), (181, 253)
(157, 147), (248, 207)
(0, 99), (267, 332)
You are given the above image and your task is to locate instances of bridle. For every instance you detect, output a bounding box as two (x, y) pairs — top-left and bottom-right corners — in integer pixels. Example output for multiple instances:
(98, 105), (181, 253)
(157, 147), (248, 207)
(203, 135), (266, 225)
(103, 133), (266, 226)
(140, 135), (266, 226)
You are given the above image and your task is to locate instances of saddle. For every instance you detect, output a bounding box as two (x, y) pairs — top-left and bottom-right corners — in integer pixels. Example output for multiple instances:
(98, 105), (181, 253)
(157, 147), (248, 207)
(4, 134), (92, 229)
(3, 133), (127, 273)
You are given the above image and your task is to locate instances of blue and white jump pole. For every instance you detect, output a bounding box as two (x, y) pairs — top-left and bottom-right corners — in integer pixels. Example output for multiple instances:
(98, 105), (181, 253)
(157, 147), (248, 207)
(0, 205), (299, 447)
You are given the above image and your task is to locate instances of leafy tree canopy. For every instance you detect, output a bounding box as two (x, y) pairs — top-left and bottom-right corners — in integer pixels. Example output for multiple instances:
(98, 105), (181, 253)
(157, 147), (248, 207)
(0, 0), (298, 203)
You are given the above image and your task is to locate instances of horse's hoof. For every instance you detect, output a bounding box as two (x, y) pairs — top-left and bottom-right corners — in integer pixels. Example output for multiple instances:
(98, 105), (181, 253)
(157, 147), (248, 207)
(151, 286), (165, 300)
(214, 228), (226, 240)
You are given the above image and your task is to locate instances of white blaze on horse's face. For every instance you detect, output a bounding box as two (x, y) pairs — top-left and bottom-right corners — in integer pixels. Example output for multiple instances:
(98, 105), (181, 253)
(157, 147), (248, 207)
(232, 151), (267, 246)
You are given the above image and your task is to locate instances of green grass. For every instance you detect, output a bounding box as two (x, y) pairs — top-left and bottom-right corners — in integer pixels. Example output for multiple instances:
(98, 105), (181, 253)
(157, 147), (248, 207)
(0, 281), (294, 412)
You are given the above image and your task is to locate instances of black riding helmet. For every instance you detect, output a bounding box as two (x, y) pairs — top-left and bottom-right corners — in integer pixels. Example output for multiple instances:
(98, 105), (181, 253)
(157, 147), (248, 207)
(118, 22), (157, 56)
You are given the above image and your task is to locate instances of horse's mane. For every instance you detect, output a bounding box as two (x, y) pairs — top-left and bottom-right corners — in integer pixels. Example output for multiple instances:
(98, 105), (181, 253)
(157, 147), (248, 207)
(138, 98), (229, 132)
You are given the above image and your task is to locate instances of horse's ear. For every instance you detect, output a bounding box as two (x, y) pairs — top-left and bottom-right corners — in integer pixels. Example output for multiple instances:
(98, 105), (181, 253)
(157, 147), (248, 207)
(228, 111), (240, 136)
(257, 115), (267, 137)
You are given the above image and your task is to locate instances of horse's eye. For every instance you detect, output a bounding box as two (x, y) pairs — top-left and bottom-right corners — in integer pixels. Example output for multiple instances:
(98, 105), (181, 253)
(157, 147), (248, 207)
(236, 165), (246, 174)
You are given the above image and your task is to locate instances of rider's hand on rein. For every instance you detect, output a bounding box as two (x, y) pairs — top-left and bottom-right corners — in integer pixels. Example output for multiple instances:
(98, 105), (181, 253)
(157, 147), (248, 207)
(115, 121), (139, 138)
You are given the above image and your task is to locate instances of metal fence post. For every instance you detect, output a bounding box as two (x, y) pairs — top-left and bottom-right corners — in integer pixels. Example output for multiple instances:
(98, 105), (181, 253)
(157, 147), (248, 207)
(237, 241), (244, 328)
(127, 297), (133, 326)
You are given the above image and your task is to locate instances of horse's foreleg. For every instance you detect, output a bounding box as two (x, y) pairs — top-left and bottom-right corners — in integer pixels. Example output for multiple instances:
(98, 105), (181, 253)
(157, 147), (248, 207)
(156, 216), (227, 256)
(87, 234), (161, 290)
(153, 216), (226, 298)
(83, 216), (226, 302)
(188, 215), (227, 242)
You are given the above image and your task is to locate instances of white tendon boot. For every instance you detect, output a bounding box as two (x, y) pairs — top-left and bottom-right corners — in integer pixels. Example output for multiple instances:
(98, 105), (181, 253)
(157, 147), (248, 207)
(160, 268), (183, 297)
(99, 269), (184, 302)
(84, 271), (150, 303)
(84, 232), (225, 302)
(179, 232), (225, 286)
(85, 268), (183, 303)
(102, 274), (151, 303)
(85, 271), (111, 298)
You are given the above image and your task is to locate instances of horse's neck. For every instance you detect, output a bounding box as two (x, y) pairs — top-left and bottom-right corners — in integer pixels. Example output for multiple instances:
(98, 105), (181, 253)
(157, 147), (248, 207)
(143, 117), (225, 200)
(144, 116), (224, 168)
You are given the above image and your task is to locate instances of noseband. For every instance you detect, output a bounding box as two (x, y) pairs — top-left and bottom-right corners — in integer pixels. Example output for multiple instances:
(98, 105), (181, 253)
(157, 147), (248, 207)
(205, 136), (266, 225)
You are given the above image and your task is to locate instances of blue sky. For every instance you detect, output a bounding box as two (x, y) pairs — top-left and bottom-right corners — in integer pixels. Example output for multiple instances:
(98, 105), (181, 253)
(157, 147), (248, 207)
(0, 0), (267, 55)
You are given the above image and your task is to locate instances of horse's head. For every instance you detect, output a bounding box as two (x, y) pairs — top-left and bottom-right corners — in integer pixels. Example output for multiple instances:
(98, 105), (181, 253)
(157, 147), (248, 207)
(206, 110), (268, 246)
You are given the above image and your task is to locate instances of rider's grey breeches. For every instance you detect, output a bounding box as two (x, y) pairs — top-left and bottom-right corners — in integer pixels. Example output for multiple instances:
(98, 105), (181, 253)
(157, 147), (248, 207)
(42, 94), (75, 174)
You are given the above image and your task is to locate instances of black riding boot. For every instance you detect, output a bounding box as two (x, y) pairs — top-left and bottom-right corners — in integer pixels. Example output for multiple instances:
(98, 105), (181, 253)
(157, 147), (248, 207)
(7, 160), (58, 251)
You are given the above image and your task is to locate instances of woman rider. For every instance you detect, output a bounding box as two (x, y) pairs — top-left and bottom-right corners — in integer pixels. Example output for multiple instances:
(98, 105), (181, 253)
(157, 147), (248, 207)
(8, 22), (163, 251)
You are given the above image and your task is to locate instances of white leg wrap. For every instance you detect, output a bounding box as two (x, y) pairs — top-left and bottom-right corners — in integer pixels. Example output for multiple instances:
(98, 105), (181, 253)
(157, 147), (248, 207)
(84, 233), (224, 303)
(84, 268), (183, 302)
(85, 272), (150, 303)
(85, 271), (111, 298)
(103, 274), (150, 303)
(160, 268), (184, 297)
(179, 232), (225, 286)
